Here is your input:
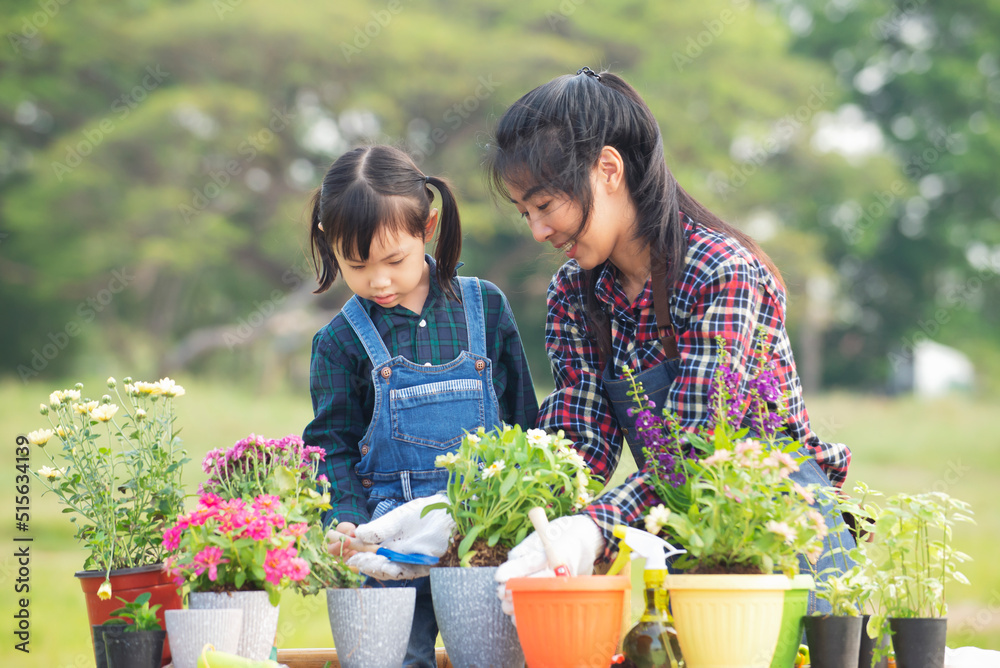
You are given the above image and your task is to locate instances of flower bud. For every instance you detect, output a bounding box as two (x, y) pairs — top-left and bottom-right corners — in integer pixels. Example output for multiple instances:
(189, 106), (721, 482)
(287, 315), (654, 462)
(107, 377), (116, 389)
(39, 404), (49, 416)
(135, 409), (147, 421)
(75, 382), (84, 391)
(123, 376), (133, 384)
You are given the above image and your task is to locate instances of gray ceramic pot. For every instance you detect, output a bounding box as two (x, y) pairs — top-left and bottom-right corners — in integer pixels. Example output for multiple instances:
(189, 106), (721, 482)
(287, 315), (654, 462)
(164, 608), (242, 668)
(326, 587), (415, 668)
(430, 566), (524, 668)
(188, 590), (278, 661)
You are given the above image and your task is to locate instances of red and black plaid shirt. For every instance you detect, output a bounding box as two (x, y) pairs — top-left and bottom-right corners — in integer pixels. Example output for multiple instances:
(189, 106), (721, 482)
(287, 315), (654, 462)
(537, 215), (851, 549)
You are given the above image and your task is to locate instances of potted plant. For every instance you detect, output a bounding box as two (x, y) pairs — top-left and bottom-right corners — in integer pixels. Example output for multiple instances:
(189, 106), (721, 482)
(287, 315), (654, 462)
(861, 488), (973, 668)
(26, 376), (188, 666)
(636, 341), (828, 668)
(426, 424), (603, 668)
(167, 433), (334, 661)
(102, 592), (168, 668)
(803, 567), (865, 668)
(322, 547), (412, 668)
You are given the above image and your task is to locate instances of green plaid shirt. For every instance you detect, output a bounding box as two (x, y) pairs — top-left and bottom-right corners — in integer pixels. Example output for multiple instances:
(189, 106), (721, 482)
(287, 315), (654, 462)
(303, 256), (539, 526)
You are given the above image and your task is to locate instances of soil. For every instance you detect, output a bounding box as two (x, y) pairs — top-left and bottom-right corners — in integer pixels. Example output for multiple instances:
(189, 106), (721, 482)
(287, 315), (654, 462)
(688, 563), (767, 575)
(436, 536), (510, 568)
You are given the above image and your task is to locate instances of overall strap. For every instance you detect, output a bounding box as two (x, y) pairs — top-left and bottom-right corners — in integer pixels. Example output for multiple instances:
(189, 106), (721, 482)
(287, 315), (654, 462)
(340, 296), (392, 367)
(458, 276), (487, 357)
(650, 258), (679, 359)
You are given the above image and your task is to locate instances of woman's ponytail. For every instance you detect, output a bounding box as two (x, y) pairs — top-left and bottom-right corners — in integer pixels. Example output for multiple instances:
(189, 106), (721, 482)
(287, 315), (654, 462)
(425, 175), (462, 302)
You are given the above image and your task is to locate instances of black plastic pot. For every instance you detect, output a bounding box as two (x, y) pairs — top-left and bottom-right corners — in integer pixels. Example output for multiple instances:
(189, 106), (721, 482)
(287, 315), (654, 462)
(803, 615), (863, 668)
(93, 623), (127, 668)
(889, 618), (947, 668)
(859, 614), (889, 668)
(105, 629), (167, 668)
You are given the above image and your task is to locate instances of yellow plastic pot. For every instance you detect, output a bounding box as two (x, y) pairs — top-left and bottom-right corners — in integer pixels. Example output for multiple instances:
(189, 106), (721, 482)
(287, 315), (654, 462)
(665, 574), (794, 668)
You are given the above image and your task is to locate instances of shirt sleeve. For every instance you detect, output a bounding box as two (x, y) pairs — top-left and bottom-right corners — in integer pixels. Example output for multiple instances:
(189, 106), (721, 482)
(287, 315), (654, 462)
(535, 267), (623, 484)
(302, 325), (371, 527)
(483, 281), (540, 430)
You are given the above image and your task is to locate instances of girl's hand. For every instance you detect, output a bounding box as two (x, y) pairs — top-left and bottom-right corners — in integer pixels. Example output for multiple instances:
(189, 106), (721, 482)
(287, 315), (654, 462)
(326, 522), (359, 560)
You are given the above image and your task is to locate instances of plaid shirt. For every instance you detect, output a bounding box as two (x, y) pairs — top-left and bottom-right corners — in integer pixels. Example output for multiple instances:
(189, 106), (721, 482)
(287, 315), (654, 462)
(304, 257), (539, 526)
(536, 216), (851, 550)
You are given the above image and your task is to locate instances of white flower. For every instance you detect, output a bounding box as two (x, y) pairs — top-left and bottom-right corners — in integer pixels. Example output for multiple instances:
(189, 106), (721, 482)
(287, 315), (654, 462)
(39, 403), (49, 416)
(464, 433), (481, 446)
(482, 460), (506, 479)
(644, 504), (671, 534)
(37, 465), (64, 480)
(74, 401), (99, 415)
(132, 381), (159, 396)
(525, 428), (548, 446)
(27, 429), (54, 446)
(62, 389), (80, 402)
(558, 448), (587, 469)
(573, 490), (593, 509)
(97, 579), (113, 600)
(156, 377), (185, 397)
(56, 426), (68, 438)
(135, 409), (147, 421)
(91, 404), (119, 422)
(49, 391), (62, 408)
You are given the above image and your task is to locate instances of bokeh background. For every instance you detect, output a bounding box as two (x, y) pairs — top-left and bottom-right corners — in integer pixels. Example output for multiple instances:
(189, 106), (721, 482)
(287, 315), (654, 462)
(2, 0), (999, 665)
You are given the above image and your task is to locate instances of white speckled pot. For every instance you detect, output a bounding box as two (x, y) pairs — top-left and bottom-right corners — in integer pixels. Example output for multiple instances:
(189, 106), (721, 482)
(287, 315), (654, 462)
(164, 608), (242, 668)
(188, 590), (278, 661)
(326, 587), (415, 668)
(430, 566), (524, 668)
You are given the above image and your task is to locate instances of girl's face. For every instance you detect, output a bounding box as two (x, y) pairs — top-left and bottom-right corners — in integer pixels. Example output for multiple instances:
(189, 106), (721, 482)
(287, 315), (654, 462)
(507, 169), (626, 271)
(333, 214), (436, 313)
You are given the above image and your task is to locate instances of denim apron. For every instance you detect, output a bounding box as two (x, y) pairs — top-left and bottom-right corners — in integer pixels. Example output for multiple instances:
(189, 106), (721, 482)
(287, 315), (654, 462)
(340, 276), (502, 668)
(597, 270), (854, 614)
(341, 276), (502, 518)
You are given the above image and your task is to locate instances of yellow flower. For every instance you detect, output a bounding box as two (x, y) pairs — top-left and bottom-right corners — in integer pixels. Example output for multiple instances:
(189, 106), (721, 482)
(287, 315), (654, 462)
(56, 426), (68, 438)
(464, 433), (481, 447)
(132, 381), (159, 396)
(482, 460), (506, 479)
(37, 465), (64, 480)
(156, 377), (185, 397)
(91, 404), (119, 422)
(27, 429), (54, 446)
(435, 452), (461, 468)
(97, 579), (113, 600)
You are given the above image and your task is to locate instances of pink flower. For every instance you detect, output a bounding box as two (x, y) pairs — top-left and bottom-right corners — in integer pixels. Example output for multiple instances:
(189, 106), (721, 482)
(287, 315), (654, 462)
(766, 520), (798, 544)
(792, 481), (816, 505)
(285, 522), (309, 538)
(193, 546), (229, 581)
(263, 546), (297, 585)
(199, 492), (224, 509)
(241, 516), (273, 541)
(286, 557), (310, 581)
(217, 508), (249, 534)
(702, 449), (731, 466)
(253, 494), (282, 513)
(807, 509), (829, 539)
(162, 525), (184, 551)
(162, 556), (186, 587)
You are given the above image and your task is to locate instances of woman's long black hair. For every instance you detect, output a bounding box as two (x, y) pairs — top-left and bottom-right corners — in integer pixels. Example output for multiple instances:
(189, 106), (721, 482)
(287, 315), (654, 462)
(309, 145), (462, 301)
(485, 69), (782, 357)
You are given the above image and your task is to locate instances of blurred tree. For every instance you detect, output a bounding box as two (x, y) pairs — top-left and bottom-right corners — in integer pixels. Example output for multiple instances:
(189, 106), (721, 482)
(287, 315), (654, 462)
(767, 0), (1000, 390)
(1, 0), (909, 394)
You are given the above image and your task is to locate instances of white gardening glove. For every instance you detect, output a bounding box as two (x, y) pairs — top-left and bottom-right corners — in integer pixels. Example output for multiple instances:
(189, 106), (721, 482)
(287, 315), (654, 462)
(494, 515), (605, 616)
(346, 493), (455, 580)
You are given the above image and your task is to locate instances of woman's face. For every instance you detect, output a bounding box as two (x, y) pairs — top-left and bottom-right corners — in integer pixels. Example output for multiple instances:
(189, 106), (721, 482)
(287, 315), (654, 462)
(506, 169), (625, 271)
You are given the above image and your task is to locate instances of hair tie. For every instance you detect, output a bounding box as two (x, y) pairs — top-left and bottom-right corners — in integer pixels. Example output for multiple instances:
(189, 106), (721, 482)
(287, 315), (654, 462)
(576, 66), (601, 81)
(423, 175), (431, 185)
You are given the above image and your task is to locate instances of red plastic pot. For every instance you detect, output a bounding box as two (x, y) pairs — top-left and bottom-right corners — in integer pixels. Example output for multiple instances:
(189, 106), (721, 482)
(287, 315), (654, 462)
(76, 564), (182, 667)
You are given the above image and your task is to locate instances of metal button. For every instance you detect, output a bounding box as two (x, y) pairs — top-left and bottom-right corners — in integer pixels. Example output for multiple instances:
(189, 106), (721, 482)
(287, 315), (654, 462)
(360, 445), (370, 455)
(475, 360), (486, 371)
(380, 367), (392, 379)
(361, 478), (373, 488)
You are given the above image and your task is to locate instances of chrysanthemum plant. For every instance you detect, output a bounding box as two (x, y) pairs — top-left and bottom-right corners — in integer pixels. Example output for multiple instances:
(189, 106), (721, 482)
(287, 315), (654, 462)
(425, 425), (604, 567)
(193, 434), (359, 593)
(27, 377), (189, 600)
(638, 339), (827, 575)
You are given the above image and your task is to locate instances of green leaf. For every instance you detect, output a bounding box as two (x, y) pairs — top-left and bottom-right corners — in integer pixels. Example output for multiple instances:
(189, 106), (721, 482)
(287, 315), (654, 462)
(457, 525), (484, 559)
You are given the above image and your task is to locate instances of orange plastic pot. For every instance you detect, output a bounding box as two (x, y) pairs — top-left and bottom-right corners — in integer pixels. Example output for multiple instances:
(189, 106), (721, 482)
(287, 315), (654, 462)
(506, 575), (630, 668)
(76, 564), (182, 667)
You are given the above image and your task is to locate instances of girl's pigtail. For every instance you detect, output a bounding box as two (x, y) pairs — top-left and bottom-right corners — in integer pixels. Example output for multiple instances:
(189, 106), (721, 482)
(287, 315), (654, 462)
(425, 175), (461, 302)
(309, 188), (338, 294)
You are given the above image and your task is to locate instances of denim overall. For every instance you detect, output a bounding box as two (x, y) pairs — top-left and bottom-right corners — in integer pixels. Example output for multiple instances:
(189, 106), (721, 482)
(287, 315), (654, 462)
(598, 269), (854, 614)
(340, 276), (502, 668)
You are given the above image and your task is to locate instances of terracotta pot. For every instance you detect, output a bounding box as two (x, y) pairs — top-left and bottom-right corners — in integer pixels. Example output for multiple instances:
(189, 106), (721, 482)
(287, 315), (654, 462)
(76, 564), (182, 667)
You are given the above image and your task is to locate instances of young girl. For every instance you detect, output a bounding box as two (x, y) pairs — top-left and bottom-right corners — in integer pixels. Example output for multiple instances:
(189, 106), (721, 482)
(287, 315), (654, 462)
(486, 68), (855, 614)
(302, 145), (538, 667)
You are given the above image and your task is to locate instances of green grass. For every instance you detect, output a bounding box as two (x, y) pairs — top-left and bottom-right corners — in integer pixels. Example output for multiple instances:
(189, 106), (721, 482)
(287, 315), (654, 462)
(3, 377), (998, 667)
